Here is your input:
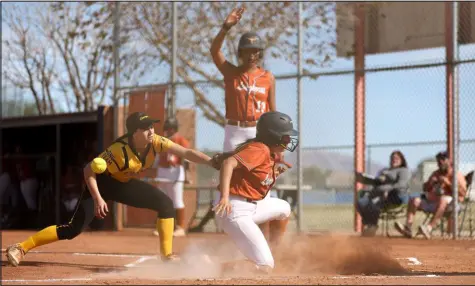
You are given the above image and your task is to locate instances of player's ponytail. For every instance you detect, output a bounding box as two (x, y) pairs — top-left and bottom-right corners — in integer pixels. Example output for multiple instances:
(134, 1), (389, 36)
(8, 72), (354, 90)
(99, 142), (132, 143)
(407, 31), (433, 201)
(234, 138), (259, 152)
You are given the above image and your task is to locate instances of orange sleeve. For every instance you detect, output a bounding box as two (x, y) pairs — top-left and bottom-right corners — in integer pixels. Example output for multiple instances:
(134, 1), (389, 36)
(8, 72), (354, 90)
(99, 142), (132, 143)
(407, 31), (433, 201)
(179, 136), (190, 149)
(233, 144), (267, 171)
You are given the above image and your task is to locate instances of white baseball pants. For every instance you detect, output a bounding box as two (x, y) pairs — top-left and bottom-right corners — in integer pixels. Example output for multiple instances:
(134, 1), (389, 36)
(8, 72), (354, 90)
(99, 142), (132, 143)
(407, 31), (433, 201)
(214, 194), (291, 268)
(156, 165), (185, 209)
(223, 124), (257, 153)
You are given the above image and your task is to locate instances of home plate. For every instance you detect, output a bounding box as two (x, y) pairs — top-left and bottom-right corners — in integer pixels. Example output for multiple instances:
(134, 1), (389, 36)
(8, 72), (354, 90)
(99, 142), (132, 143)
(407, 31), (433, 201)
(396, 257), (422, 265)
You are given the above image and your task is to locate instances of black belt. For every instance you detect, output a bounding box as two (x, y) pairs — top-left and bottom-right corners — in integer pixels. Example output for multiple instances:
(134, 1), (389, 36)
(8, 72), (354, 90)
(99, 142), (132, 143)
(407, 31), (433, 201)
(245, 198), (257, 204)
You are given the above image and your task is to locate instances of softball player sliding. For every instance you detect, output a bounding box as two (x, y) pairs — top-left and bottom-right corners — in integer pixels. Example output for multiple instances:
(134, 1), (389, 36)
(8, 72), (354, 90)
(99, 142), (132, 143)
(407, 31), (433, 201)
(152, 117), (190, 237)
(5, 112), (220, 267)
(213, 111), (299, 272)
(189, 7), (285, 239)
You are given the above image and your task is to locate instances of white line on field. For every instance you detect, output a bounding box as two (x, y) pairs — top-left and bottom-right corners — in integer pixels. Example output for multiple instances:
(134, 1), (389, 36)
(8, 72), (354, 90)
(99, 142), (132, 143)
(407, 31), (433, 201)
(124, 256), (156, 268)
(2, 278), (93, 282)
(73, 252), (154, 258)
(2, 249), (155, 258)
(332, 274), (439, 279)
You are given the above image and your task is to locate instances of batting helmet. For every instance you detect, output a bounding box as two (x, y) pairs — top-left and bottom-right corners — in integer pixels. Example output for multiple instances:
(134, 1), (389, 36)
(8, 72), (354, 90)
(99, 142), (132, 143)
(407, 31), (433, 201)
(163, 117), (179, 131)
(238, 32), (265, 51)
(256, 111), (299, 152)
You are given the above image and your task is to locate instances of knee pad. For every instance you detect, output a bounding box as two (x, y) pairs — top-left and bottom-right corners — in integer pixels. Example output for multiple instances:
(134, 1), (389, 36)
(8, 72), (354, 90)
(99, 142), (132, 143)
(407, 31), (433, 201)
(56, 223), (82, 240)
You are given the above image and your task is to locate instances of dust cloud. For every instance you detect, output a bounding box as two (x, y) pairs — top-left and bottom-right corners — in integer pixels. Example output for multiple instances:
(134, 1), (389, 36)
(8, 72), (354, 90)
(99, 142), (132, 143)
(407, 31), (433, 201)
(97, 234), (407, 281)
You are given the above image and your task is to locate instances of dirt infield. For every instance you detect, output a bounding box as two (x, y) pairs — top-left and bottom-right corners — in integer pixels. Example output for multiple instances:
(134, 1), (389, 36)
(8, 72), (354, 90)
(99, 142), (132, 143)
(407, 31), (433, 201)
(2, 228), (475, 285)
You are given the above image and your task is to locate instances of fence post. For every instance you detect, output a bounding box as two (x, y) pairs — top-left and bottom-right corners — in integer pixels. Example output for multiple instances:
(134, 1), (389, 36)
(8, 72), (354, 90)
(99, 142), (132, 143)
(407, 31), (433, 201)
(297, 1), (304, 233)
(446, 2), (460, 239)
(354, 3), (366, 233)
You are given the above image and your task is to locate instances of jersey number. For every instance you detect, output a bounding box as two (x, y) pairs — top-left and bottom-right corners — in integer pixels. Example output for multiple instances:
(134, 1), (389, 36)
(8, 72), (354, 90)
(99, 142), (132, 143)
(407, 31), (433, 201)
(256, 101), (266, 113)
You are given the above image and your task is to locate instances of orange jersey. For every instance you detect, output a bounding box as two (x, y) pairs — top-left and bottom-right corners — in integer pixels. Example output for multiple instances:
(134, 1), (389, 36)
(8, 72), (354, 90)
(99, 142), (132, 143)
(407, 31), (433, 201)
(224, 67), (273, 122)
(157, 133), (190, 168)
(229, 142), (276, 201)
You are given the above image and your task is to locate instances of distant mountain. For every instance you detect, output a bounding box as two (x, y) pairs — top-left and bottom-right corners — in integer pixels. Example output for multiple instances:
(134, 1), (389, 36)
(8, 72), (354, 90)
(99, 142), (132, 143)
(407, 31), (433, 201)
(284, 149), (386, 174)
(201, 148), (387, 174)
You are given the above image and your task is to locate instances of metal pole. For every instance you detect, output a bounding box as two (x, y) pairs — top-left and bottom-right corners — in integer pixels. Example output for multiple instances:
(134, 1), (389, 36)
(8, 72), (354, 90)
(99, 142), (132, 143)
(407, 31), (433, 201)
(354, 3), (366, 233)
(451, 1), (460, 239)
(112, 2), (121, 231)
(169, 2), (178, 118)
(296, 2), (304, 233)
(55, 124), (61, 225)
(112, 2), (120, 139)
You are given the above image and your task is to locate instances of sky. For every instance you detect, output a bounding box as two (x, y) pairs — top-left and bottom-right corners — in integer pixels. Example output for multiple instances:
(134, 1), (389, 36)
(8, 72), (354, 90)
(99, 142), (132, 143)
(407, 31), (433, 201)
(2, 2), (475, 173)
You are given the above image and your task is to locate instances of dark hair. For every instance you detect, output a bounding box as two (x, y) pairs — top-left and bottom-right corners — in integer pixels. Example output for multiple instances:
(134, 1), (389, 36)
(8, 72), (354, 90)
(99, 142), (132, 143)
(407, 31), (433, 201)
(436, 151), (449, 161)
(390, 150), (407, 168)
(235, 137), (267, 152)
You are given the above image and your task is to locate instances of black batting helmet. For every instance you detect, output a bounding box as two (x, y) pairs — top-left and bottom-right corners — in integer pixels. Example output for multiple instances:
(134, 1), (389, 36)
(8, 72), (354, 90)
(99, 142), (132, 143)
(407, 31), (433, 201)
(163, 117), (179, 131)
(256, 111), (299, 152)
(238, 32), (265, 51)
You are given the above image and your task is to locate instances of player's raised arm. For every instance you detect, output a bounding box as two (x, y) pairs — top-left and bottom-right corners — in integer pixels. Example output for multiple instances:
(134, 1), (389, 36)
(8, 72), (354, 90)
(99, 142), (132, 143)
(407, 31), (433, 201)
(210, 7), (245, 77)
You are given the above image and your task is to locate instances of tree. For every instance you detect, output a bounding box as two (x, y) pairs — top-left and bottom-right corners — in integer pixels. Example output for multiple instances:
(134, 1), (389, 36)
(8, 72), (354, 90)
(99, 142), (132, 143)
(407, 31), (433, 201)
(2, 4), (57, 115)
(2, 2), (143, 114)
(2, 2), (372, 119)
(120, 2), (359, 126)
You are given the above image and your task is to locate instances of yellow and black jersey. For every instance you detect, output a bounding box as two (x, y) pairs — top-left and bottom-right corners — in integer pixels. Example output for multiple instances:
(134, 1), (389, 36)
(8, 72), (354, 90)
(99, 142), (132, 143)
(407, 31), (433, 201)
(97, 134), (173, 182)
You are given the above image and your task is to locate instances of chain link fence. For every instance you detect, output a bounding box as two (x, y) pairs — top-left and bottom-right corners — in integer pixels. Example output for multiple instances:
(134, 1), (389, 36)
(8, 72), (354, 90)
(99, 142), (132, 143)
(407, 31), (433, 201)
(2, 2), (475, 236)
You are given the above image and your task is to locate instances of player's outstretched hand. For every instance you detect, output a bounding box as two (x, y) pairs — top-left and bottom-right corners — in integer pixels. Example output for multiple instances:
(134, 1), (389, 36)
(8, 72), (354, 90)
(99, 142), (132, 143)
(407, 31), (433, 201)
(211, 152), (234, 170)
(213, 197), (232, 217)
(94, 197), (109, 219)
(210, 153), (223, 170)
(223, 7), (245, 30)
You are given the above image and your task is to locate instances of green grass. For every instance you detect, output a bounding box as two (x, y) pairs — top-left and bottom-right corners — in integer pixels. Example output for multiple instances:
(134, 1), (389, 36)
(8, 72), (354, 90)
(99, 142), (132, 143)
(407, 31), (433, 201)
(192, 203), (475, 237)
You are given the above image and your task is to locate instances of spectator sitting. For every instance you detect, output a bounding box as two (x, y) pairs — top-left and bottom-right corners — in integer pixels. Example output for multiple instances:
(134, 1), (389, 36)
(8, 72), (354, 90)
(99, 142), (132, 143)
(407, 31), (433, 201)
(356, 150), (411, 237)
(394, 151), (467, 239)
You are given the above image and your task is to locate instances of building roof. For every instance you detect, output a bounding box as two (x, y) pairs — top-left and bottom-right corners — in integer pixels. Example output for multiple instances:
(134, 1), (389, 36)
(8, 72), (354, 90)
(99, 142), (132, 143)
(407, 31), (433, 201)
(0, 110), (100, 129)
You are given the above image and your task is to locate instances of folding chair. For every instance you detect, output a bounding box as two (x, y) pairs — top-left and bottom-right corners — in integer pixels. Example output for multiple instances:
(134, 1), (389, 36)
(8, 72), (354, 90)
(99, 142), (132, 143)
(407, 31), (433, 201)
(458, 171), (474, 237)
(421, 171), (474, 237)
(380, 203), (407, 237)
(357, 189), (407, 237)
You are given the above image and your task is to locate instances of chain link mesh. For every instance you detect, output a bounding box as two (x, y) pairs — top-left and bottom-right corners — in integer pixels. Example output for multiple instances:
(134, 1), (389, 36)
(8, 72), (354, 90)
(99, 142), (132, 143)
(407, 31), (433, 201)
(1, 2), (475, 236)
